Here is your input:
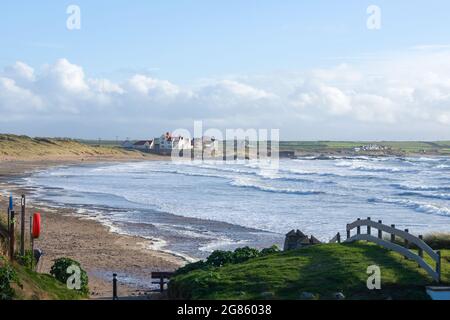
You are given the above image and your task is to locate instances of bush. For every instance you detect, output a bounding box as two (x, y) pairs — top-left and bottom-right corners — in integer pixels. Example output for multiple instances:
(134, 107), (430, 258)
(0, 258), (19, 300)
(232, 247), (260, 264)
(175, 245), (281, 275)
(260, 245), (281, 256)
(207, 250), (235, 267)
(50, 258), (89, 295)
(423, 233), (450, 250)
(15, 250), (35, 269)
(174, 260), (209, 276)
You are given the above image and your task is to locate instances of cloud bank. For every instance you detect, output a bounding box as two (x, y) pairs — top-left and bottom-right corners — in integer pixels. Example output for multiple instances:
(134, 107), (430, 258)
(1, 50), (450, 140)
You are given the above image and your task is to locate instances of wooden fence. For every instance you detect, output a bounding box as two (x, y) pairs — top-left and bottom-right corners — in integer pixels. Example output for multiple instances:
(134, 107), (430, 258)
(345, 218), (441, 283)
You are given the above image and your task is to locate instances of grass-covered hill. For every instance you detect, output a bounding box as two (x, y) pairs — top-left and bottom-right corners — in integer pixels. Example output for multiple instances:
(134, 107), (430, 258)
(0, 259), (84, 300)
(0, 134), (144, 160)
(1, 214), (86, 300)
(169, 243), (450, 300)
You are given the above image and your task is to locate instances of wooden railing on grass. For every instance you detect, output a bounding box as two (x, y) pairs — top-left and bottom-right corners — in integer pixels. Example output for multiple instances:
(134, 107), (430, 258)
(345, 218), (441, 283)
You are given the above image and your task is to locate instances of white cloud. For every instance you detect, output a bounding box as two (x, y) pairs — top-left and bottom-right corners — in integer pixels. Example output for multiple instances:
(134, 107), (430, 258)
(1, 52), (450, 139)
(3, 61), (35, 82)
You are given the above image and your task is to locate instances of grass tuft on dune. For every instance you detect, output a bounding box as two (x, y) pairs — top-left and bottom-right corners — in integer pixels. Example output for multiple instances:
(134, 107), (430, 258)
(0, 134), (144, 161)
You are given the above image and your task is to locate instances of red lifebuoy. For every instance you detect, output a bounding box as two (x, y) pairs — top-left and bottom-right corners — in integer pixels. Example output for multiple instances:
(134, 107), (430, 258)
(32, 213), (41, 239)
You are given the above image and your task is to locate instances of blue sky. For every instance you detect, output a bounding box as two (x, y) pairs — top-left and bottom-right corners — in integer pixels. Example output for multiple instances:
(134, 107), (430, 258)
(2, 0), (449, 81)
(1, 1), (450, 139)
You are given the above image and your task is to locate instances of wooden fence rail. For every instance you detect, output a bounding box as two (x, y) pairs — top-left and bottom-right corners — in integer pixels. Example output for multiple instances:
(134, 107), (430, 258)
(345, 218), (441, 283)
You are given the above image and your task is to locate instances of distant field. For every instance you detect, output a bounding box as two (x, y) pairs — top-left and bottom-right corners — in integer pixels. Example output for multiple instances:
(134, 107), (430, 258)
(280, 141), (450, 155)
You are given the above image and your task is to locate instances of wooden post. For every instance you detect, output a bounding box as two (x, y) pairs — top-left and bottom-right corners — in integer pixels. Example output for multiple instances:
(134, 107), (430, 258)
(222, 140), (226, 161)
(9, 210), (15, 261)
(346, 226), (350, 240)
(234, 138), (238, 160)
(337, 233), (341, 244)
(367, 217), (371, 235)
(418, 235), (424, 258)
(357, 218), (361, 235)
(30, 215), (34, 269)
(390, 224), (396, 243)
(437, 251), (441, 284)
(404, 229), (410, 260)
(245, 138), (249, 160)
(160, 276), (165, 292)
(404, 229), (410, 248)
(378, 220), (383, 239)
(20, 195), (26, 257)
(113, 273), (118, 300)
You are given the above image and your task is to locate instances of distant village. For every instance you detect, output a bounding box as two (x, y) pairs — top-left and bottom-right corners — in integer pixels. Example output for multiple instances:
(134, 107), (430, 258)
(121, 132), (217, 156)
(121, 134), (395, 159)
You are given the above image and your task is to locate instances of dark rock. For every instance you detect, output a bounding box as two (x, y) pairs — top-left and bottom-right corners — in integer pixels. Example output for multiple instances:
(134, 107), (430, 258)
(283, 230), (322, 251)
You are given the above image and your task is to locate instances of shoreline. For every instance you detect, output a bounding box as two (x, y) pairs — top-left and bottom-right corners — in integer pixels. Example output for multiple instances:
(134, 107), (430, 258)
(0, 156), (186, 299)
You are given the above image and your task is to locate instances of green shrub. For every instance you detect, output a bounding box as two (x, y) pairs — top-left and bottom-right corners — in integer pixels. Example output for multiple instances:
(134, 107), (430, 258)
(174, 260), (209, 276)
(176, 245), (281, 275)
(232, 247), (260, 264)
(260, 245), (281, 256)
(50, 258), (89, 295)
(423, 233), (450, 250)
(207, 250), (235, 267)
(0, 258), (19, 300)
(15, 250), (36, 269)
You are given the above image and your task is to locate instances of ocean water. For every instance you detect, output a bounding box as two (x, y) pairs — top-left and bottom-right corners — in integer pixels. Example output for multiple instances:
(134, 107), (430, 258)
(23, 156), (450, 260)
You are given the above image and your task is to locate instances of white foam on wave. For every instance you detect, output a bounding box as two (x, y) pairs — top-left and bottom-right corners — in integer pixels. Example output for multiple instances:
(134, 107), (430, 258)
(230, 177), (323, 195)
(369, 197), (450, 217)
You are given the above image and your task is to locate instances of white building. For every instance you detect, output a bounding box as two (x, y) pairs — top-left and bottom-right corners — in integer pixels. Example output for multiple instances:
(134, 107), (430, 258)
(132, 140), (154, 151)
(154, 132), (192, 154)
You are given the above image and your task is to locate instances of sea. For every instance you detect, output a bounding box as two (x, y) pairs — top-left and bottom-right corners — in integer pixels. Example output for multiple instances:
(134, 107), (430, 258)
(21, 156), (450, 260)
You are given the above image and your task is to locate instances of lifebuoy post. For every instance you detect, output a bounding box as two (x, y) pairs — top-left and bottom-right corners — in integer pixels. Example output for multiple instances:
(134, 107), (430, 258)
(9, 210), (15, 261)
(30, 212), (41, 270)
(32, 213), (41, 239)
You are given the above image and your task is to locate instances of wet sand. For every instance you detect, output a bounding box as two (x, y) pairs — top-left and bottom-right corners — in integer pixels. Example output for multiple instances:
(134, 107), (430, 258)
(0, 157), (185, 299)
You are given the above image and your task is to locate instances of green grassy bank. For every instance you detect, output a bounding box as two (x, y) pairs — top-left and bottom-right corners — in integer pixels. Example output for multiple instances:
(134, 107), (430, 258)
(169, 243), (450, 300)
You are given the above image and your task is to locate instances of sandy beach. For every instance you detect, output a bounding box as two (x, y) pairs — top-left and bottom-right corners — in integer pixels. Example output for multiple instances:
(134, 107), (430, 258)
(0, 155), (186, 299)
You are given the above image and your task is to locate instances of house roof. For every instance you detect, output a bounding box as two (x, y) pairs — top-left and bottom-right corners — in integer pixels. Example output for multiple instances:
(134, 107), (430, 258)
(134, 140), (152, 146)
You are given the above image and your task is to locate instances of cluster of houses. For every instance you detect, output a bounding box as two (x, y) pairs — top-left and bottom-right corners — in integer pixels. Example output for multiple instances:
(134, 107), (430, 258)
(122, 132), (216, 155)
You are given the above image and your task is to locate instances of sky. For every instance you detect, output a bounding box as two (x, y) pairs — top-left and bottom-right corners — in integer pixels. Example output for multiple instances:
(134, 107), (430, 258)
(1, 1), (450, 140)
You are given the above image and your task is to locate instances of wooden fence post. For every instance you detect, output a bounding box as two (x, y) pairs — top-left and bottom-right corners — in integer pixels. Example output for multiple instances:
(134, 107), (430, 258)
(390, 224), (396, 243)
(346, 225), (350, 240)
(20, 195), (26, 257)
(418, 235), (424, 258)
(367, 217), (371, 235)
(378, 220), (383, 239)
(9, 210), (15, 261)
(437, 251), (441, 284)
(404, 229), (410, 248)
(404, 229), (410, 260)
(337, 233), (341, 244)
(113, 273), (118, 300)
(357, 218), (361, 235)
